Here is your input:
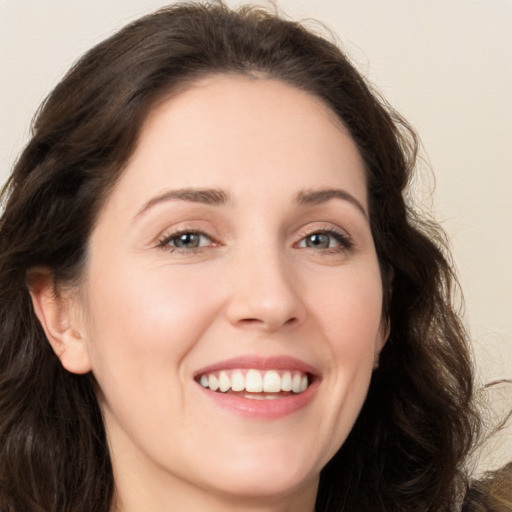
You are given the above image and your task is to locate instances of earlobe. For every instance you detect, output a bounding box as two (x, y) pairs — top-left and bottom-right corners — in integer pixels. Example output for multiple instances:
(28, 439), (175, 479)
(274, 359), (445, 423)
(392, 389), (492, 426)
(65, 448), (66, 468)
(374, 318), (390, 369)
(380, 318), (390, 351)
(27, 268), (92, 374)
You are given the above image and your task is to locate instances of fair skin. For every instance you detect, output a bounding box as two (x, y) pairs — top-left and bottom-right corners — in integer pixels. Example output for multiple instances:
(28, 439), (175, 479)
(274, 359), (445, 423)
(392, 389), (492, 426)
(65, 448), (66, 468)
(31, 75), (387, 512)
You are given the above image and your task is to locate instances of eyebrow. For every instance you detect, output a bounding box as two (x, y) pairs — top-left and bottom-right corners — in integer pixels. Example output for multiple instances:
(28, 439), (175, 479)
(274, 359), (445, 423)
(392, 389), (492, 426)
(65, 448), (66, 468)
(135, 187), (231, 218)
(135, 186), (367, 220)
(296, 188), (368, 218)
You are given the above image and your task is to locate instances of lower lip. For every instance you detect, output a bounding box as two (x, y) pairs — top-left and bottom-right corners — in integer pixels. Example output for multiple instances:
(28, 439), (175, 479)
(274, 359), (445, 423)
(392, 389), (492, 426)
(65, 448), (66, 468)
(196, 379), (319, 419)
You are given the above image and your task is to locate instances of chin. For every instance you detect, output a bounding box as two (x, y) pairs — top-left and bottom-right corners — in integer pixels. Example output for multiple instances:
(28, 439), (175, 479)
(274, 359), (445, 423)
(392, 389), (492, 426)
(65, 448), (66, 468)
(193, 443), (323, 501)
(204, 466), (318, 504)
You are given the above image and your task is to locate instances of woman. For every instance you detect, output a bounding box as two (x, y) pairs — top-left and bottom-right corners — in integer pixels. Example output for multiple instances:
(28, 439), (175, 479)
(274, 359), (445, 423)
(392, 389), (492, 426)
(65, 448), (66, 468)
(0, 2), (492, 511)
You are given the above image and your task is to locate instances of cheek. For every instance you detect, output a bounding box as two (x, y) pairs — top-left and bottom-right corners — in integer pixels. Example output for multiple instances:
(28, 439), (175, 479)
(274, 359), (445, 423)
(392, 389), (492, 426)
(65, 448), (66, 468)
(82, 260), (222, 383)
(307, 260), (384, 357)
(290, 260), (384, 465)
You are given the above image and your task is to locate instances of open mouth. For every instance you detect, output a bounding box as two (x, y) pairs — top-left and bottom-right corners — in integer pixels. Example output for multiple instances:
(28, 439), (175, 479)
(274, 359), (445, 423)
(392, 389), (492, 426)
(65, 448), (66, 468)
(196, 369), (311, 399)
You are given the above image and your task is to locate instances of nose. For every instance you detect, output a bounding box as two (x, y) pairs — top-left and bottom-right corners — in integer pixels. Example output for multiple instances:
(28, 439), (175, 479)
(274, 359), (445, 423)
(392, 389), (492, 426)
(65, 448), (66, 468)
(225, 246), (306, 332)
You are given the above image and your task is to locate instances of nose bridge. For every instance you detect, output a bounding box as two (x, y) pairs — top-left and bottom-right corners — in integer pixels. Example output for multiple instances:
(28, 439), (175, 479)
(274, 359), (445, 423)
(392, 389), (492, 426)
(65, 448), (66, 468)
(225, 232), (304, 330)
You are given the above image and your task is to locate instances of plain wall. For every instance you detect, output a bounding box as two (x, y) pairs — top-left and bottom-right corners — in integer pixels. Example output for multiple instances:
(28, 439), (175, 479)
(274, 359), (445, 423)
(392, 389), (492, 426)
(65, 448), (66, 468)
(1, 0), (511, 470)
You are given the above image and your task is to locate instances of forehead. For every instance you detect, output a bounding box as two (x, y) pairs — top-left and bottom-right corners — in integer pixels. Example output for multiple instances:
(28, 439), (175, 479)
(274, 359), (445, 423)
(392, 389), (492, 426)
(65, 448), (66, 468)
(104, 74), (368, 214)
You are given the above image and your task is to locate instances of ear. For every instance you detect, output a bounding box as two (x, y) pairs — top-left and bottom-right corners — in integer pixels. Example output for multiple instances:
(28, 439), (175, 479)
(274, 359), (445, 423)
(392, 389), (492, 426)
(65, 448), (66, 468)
(27, 268), (92, 374)
(379, 317), (390, 351)
(374, 317), (390, 370)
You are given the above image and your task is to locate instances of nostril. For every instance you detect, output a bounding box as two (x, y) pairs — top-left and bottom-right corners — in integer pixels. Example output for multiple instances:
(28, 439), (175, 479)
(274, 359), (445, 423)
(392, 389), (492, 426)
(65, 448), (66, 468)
(239, 318), (262, 325)
(237, 316), (299, 330)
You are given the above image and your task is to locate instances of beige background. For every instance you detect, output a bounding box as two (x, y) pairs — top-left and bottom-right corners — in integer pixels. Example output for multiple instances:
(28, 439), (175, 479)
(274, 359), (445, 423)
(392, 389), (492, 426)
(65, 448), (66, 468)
(1, 0), (511, 470)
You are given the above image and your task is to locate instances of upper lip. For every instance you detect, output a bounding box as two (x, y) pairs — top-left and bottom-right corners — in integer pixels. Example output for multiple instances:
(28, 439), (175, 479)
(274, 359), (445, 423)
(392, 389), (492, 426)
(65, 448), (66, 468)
(194, 355), (320, 378)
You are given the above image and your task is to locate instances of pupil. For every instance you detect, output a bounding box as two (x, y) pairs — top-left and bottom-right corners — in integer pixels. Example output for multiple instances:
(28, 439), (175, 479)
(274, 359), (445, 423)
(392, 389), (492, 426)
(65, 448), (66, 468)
(308, 234), (328, 248)
(177, 233), (199, 248)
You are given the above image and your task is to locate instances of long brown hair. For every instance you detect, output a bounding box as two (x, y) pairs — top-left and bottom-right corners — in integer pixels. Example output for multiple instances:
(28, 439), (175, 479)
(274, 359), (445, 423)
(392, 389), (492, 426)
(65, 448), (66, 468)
(0, 3), (481, 511)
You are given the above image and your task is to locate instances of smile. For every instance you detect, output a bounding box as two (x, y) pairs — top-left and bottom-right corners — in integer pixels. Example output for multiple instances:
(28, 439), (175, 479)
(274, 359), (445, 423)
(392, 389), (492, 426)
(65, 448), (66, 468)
(197, 369), (310, 397)
(194, 356), (319, 417)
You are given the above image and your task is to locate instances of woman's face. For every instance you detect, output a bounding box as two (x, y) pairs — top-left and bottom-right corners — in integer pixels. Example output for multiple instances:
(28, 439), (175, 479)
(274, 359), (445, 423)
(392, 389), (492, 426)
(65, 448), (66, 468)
(73, 75), (386, 508)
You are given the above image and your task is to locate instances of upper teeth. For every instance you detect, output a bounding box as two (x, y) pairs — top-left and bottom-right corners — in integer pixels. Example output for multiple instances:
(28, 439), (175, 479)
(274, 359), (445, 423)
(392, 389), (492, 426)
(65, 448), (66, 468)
(198, 369), (309, 394)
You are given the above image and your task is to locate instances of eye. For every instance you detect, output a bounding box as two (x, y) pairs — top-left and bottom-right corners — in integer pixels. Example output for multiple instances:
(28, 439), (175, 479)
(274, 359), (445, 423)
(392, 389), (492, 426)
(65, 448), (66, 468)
(297, 230), (352, 251)
(158, 231), (213, 251)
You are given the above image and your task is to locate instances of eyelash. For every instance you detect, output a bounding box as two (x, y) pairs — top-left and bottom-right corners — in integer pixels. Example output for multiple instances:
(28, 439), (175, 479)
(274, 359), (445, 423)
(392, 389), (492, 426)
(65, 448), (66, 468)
(157, 226), (353, 254)
(295, 228), (354, 253)
(157, 230), (216, 253)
